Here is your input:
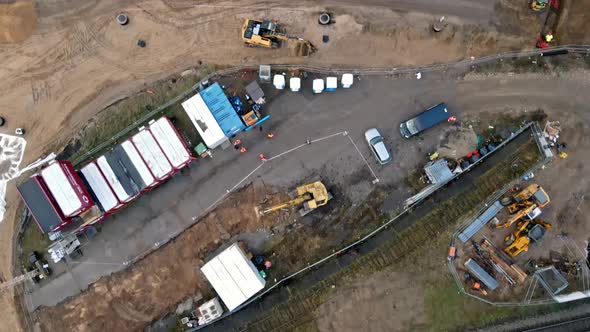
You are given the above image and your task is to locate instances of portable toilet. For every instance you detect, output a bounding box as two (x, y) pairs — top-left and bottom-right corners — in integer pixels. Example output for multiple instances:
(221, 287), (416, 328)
(312, 78), (324, 94)
(341, 73), (354, 88)
(289, 77), (301, 92)
(259, 65), (271, 82)
(326, 77), (337, 92)
(273, 74), (285, 90)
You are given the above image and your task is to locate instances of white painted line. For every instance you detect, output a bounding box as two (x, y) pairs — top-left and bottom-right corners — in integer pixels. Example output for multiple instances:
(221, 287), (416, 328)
(267, 143), (307, 162)
(229, 163), (265, 192)
(268, 131), (346, 162)
(346, 134), (379, 183)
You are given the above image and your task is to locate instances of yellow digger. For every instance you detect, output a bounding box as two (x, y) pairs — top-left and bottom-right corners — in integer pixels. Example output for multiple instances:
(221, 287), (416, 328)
(504, 219), (552, 257)
(496, 204), (542, 228)
(256, 181), (331, 217)
(497, 184), (549, 228)
(242, 19), (315, 56)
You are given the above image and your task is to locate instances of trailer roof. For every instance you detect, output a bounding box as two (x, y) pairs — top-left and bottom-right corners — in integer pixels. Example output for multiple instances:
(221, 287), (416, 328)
(121, 140), (156, 187)
(201, 243), (266, 311)
(132, 130), (173, 179)
(41, 162), (83, 216)
(96, 156), (134, 202)
(80, 162), (120, 213)
(182, 93), (227, 149)
(149, 117), (191, 169)
(245, 80), (265, 103)
(200, 83), (245, 137)
(17, 177), (66, 233)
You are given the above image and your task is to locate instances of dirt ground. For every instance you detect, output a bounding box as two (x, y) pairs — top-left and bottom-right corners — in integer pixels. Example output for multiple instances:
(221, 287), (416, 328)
(35, 183), (292, 331)
(316, 271), (426, 332)
(0, 0), (582, 330)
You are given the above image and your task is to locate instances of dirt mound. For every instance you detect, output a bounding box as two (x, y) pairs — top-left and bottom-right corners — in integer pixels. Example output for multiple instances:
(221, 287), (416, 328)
(36, 184), (289, 332)
(0, 1), (36, 43)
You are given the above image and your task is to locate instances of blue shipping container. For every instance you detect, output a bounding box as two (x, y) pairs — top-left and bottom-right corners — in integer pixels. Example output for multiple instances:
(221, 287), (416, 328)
(200, 83), (245, 137)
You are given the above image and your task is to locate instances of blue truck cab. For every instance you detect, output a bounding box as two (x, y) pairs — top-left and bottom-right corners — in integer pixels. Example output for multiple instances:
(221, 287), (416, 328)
(400, 103), (452, 138)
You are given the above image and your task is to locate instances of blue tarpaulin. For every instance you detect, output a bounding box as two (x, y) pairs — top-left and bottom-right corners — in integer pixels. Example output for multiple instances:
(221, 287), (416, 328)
(200, 83), (245, 137)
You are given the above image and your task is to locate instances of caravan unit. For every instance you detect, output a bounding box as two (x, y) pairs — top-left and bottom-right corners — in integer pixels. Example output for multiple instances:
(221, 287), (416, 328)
(131, 129), (174, 181)
(148, 117), (193, 170)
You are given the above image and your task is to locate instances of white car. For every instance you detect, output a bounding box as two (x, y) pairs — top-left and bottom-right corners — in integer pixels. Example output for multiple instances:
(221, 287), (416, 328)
(364, 128), (392, 165)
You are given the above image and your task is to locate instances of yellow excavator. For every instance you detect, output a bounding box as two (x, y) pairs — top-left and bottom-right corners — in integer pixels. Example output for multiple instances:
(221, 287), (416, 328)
(496, 204), (541, 229)
(242, 19), (315, 56)
(256, 181), (331, 217)
(511, 184), (550, 207)
(504, 219), (552, 257)
(497, 184), (549, 228)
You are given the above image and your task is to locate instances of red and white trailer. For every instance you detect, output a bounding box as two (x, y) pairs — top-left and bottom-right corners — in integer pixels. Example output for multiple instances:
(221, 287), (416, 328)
(148, 117), (194, 170)
(80, 162), (124, 215)
(121, 140), (158, 189)
(131, 129), (174, 181)
(40, 161), (94, 218)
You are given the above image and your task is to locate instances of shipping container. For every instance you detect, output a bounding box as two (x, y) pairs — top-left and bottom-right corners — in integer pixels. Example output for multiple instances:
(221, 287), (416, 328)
(40, 161), (94, 217)
(200, 83), (245, 137)
(96, 155), (137, 203)
(80, 162), (123, 214)
(121, 140), (158, 188)
(148, 117), (193, 170)
(131, 129), (174, 180)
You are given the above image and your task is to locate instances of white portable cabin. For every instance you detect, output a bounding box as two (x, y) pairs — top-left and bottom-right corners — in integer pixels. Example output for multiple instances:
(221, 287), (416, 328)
(96, 156), (135, 203)
(40, 162), (91, 217)
(120, 140), (158, 188)
(148, 117), (192, 170)
(80, 162), (122, 213)
(201, 243), (266, 311)
(273, 74), (285, 90)
(341, 73), (354, 88)
(326, 77), (337, 91)
(289, 77), (301, 92)
(312, 78), (324, 94)
(182, 93), (228, 149)
(131, 130), (174, 181)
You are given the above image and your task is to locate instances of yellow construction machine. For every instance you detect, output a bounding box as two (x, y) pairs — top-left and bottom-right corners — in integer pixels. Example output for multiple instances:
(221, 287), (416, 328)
(256, 181), (331, 217)
(496, 204), (542, 229)
(242, 19), (315, 56)
(497, 184), (549, 228)
(504, 219), (552, 257)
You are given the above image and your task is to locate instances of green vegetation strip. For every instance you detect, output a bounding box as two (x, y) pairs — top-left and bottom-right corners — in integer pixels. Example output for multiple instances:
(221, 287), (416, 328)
(244, 137), (541, 332)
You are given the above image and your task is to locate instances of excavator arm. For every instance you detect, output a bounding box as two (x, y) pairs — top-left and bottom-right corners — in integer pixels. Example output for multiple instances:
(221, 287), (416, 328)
(259, 193), (312, 215)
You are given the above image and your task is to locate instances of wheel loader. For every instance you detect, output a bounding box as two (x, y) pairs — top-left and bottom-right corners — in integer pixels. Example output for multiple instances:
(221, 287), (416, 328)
(504, 219), (551, 257)
(256, 181), (332, 217)
(242, 19), (315, 56)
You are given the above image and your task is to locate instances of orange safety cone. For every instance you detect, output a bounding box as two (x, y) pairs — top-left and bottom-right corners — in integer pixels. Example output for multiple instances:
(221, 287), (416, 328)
(240, 147), (247, 153)
(266, 133), (274, 139)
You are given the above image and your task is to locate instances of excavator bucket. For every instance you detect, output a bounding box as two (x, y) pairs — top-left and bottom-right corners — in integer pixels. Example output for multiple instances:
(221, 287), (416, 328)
(293, 41), (315, 56)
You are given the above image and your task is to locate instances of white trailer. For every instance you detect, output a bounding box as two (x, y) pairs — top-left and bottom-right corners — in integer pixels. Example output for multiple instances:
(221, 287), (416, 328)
(201, 243), (266, 311)
(96, 156), (135, 203)
(80, 162), (122, 213)
(148, 117), (192, 170)
(182, 93), (228, 149)
(120, 140), (158, 188)
(131, 130), (173, 180)
(40, 161), (93, 217)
